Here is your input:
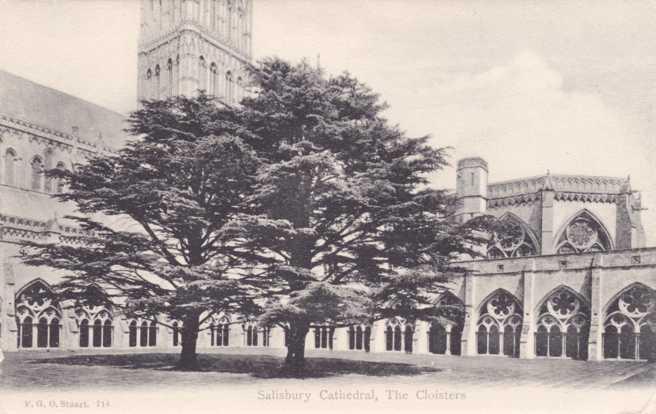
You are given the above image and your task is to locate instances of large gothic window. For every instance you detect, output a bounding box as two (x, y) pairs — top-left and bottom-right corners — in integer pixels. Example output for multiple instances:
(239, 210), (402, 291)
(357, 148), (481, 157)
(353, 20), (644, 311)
(488, 215), (538, 259)
(555, 211), (611, 254)
(603, 284), (656, 360)
(209, 63), (218, 96)
(15, 280), (61, 349)
(476, 290), (522, 357)
(55, 162), (66, 193)
(154, 65), (161, 99)
(535, 287), (589, 359)
(198, 56), (207, 91)
(167, 58), (174, 97)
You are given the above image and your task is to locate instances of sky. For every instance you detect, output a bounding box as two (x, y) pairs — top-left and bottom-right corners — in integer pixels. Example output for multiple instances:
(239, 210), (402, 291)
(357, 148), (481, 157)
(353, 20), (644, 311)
(1, 0), (656, 242)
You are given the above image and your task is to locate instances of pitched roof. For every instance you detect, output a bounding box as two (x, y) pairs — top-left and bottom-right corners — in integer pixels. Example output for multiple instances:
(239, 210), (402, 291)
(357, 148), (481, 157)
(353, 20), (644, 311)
(0, 69), (127, 149)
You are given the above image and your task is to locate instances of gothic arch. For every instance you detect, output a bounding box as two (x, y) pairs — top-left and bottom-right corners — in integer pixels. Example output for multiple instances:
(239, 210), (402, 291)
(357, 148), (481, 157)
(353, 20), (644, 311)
(601, 282), (656, 360)
(534, 285), (590, 359)
(602, 282), (655, 316)
(476, 288), (523, 357)
(475, 288), (522, 316)
(488, 213), (539, 258)
(553, 209), (613, 254)
(15, 279), (62, 349)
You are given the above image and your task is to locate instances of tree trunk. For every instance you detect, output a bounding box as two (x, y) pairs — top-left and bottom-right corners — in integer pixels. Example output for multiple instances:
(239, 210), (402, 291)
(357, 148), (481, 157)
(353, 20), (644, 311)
(177, 314), (201, 371)
(284, 323), (309, 374)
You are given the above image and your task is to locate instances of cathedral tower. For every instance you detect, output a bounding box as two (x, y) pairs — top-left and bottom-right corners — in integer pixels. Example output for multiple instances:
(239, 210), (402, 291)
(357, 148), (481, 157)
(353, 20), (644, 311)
(137, 0), (252, 104)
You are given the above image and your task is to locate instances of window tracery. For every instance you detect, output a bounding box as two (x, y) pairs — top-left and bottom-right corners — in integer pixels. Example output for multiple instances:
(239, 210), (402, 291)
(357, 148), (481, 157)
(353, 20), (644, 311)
(476, 290), (522, 357)
(488, 215), (537, 259)
(603, 284), (656, 360)
(555, 212), (611, 254)
(535, 288), (589, 359)
(15, 281), (61, 349)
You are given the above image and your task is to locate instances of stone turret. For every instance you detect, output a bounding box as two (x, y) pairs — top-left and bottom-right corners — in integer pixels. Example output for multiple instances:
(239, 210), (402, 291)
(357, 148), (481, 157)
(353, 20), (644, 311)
(455, 157), (488, 223)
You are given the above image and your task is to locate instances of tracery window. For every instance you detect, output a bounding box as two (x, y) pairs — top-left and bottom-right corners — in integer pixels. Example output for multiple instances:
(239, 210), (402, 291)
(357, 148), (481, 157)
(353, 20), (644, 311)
(477, 290), (522, 357)
(535, 287), (589, 360)
(555, 211), (611, 254)
(15, 280), (61, 349)
(348, 324), (371, 352)
(244, 321), (268, 347)
(385, 318), (413, 353)
(225, 70), (233, 102)
(488, 215), (538, 259)
(75, 306), (113, 348)
(603, 284), (656, 360)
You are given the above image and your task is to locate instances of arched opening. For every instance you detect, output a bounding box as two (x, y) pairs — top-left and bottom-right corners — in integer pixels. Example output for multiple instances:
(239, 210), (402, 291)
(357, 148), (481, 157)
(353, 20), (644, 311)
(148, 322), (157, 346)
(393, 325), (402, 351)
(140, 321), (148, 346)
(488, 214), (538, 258)
(535, 287), (589, 360)
(404, 326), (414, 353)
(4, 148), (16, 186)
(79, 319), (89, 348)
(15, 280), (61, 349)
(31, 156), (43, 191)
(428, 323), (447, 354)
(102, 320), (112, 347)
(555, 210), (612, 254)
(603, 284), (655, 360)
(129, 321), (137, 347)
(477, 290), (523, 357)
(93, 320), (102, 347)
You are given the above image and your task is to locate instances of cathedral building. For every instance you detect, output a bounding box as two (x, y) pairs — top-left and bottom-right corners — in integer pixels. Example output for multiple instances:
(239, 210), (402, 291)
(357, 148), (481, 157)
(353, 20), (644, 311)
(0, 1), (654, 362)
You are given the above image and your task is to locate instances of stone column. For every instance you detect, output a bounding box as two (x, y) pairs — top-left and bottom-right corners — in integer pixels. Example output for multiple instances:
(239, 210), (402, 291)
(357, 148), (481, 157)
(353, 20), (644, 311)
(588, 254), (604, 361)
(519, 260), (537, 359)
(414, 320), (429, 354)
(445, 325), (452, 356)
(461, 270), (477, 356)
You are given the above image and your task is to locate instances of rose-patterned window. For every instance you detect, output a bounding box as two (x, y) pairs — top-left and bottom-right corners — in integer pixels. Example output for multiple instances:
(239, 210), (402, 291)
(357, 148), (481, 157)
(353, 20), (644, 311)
(603, 284), (656, 360)
(556, 211), (611, 254)
(488, 215), (538, 259)
(535, 287), (589, 360)
(15, 280), (61, 349)
(476, 290), (522, 357)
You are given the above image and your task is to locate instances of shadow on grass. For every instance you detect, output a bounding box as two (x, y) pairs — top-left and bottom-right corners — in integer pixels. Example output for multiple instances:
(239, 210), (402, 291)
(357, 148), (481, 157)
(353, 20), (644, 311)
(30, 353), (440, 379)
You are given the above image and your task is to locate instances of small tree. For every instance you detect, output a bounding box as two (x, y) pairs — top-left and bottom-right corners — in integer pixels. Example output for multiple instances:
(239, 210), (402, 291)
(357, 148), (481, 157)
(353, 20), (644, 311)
(22, 94), (259, 370)
(235, 58), (490, 371)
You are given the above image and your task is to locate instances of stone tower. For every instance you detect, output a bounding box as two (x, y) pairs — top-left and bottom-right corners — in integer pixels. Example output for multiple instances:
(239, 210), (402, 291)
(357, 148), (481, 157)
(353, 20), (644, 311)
(137, 0), (252, 104)
(455, 157), (488, 223)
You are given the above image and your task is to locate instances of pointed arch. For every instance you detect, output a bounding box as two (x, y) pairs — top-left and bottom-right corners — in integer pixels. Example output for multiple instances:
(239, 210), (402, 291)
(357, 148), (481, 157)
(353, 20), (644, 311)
(602, 282), (655, 315)
(554, 209), (613, 254)
(534, 284), (590, 360)
(475, 288), (522, 316)
(534, 284), (589, 315)
(488, 213), (539, 258)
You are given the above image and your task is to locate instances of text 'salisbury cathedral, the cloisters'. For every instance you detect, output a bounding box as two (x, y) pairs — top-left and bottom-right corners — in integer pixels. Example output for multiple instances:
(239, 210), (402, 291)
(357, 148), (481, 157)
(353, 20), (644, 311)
(0, 0), (654, 362)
